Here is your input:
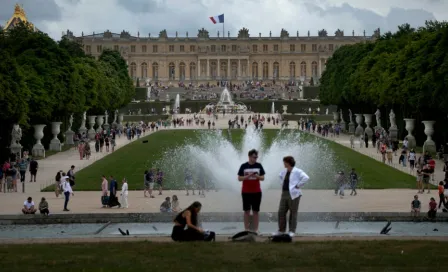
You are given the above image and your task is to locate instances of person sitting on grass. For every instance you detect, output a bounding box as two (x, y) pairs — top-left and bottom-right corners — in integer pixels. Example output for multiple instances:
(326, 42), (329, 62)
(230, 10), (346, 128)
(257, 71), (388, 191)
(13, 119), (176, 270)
(22, 197), (37, 214)
(39, 197), (50, 216)
(160, 197), (171, 213)
(428, 197), (437, 221)
(411, 195), (420, 219)
(171, 201), (215, 242)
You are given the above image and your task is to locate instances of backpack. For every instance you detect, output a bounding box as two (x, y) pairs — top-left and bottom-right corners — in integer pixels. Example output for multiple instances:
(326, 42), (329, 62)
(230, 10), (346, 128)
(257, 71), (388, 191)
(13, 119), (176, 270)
(230, 231), (257, 242)
(0, 168), (3, 179)
(269, 233), (292, 243)
(145, 172), (151, 182)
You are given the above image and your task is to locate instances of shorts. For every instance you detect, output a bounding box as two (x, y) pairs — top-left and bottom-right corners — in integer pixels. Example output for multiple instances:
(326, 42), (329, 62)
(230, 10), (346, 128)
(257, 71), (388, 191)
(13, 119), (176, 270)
(145, 182), (154, 190)
(30, 169), (37, 176)
(409, 160), (415, 168)
(423, 178), (430, 184)
(242, 192), (262, 212)
(185, 178), (193, 186)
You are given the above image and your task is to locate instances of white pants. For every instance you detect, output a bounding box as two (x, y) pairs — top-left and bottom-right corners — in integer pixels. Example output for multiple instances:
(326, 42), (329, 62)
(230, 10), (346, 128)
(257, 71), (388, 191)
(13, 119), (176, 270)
(121, 193), (128, 208)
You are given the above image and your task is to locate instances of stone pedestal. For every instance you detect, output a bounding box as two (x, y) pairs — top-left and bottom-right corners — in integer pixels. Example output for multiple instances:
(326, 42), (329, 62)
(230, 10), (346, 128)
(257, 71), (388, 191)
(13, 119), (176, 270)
(340, 121), (346, 132)
(332, 112), (339, 125)
(348, 123), (355, 134)
(65, 130), (75, 145)
(96, 115), (104, 133)
(32, 124), (46, 158)
(282, 105), (288, 114)
(103, 124), (110, 131)
(363, 114), (373, 137)
(422, 120), (436, 154)
(354, 114), (364, 137)
(49, 122), (63, 151)
(10, 144), (22, 160)
(117, 113), (124, 131)
(403, 118), (416, 149)
(88, 115), (97, 140)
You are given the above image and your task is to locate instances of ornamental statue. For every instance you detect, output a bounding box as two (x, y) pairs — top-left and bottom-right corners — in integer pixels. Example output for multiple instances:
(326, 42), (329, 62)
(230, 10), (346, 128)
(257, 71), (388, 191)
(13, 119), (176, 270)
(103, 30), (112, 38)
(120, 30), (131, 39)
(237, 27), (249, 38)
(159, 29), (168, 38)
(318, 29), (328, 37)
(373, 28), (381, 38)
(197, 28), (210, 39)
(10, 124), (22, 146)
(334, 29), (344, 37)
(280, 28), (289, 38)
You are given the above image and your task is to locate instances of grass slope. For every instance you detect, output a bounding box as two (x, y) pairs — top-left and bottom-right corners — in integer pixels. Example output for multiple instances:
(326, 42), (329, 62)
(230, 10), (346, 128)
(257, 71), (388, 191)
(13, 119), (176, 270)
(0, 241), (446, 271)
(45, 130), (415, 191)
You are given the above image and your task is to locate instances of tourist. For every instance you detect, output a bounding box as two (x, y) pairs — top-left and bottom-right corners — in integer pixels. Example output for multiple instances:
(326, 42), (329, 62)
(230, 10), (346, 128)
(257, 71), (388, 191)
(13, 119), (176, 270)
(438, 181), (446, 209)
(0, 165), (3, 193)
(144, 170), (155, 198)
(428, 157), (436, 181)
(171, 201), (215, 242)
(29, 158), (38, 182)
(198, 170), (206, 197)
(349, 168), (359, 196)
(428, 197), (437, 220)
(39, 197), (50, 215)
(111, 137), (116, 152)
(156, 168), (164, 195)
(364, 133), (369, 148)
(4, 165), (14, 192)
(78, 141), (85, 160)
(416, 167), (423, 193)
(386, 145), (393, 164)
(120, 178), (129, 208)
(18, 158), (28, 183)
(67, 165), (76, 188)
(349, 135), (355, 148)
(101, 175), (109, 207)
(334, 171), (346, 198)
(108, 175), (121, 208)
(411, 195), (421, 219)
(408, 149), (416, 174)
(237, 149), (266, 233)
(185, 168), (195, 196)
(61, 173), (74, 211)
(160, 197), (171, 212)
(22, 197), (37, 214)
(84, 142), (91, 160)
(276, 156), (309, 237)
(55, 170), (62, 197)
(12, 164), (18, 192)
(172, 195), (181, 212)
(422, 164), (431, 193)
(105, 136), (110, 152)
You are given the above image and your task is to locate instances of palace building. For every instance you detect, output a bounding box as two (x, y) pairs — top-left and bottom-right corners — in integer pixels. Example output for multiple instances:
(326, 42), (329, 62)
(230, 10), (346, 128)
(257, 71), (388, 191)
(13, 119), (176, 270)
(70, 27), (378, 84)
(2, 3), (39, 32)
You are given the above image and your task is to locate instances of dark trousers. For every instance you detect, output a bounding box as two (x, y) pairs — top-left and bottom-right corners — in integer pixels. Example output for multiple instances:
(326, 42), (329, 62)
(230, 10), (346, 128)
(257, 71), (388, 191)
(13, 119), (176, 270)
(278, 191), (301, 233)
(64, 191), (70, 209)
(40, 208), (49, 215)
(171, 226), (204, 241)
(20, 171), (26, 182)
(439, 194), (446, 209)
(428, 209), (437, 219)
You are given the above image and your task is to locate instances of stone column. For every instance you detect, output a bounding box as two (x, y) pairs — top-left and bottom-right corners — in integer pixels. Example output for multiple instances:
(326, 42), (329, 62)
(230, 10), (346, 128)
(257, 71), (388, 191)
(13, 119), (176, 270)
(217, 59), (220, 78)
(354, 114), (364, 137)
(88, 116), (97, 140)
(318, 58), (322, 78)
(197, 60), (201, 78)
(238, 59), (241, 79)
(49, 122), (63, 151)
(227, 59), (230, 80)
(363, 114), (373, 137)
(403, 118), (416, 149)
(32, 124), (46, 158)
(422, 121), (436, 154)
(206, 59), (210, 79)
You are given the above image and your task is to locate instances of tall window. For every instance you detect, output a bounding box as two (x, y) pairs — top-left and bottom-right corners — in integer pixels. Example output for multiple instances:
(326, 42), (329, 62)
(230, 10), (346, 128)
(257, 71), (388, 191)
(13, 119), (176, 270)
(169, 45), (174, 52)
(311, 61), (318, 77)
(312, 44), (317, 52)
(211, 45), (216, 52)
(142, 45), (147, 53)
(86, 45), (91, 53)
(190, 62), (196, 79)
(221, 45), (226, 52)
(273, 44), (279, 52)
(153, 45), (158, 53)
(141, 63), (147, 78)
(190, 45), (196, 52)
(289, 62), (295, 79)
(96, 45), (102, 53)
(179, 62), (185, 80)
(329, 44), (334, 51)
(300, 61), (306, 77)
(290, 44), (295, 52)
(252, 62), (258, 79)
(180, 45), (185, 52)
(252, 45), (258, 52)
(262, 62), (269, 79)
(273, 62), (279, 80)
(300, 44), (306, 52)
(130, 62), (136, 78)
(232, 45), (237, 52)
(152, 62), (159, 79)
(131, 45), (136, 53)
(114, 45), (119, 51)
(263, 44), (268, 52)
(169, 62), (175, 80)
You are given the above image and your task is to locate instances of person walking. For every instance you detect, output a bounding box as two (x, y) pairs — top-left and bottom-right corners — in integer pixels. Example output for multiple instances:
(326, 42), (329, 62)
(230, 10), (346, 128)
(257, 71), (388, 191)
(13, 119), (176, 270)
(275, 156), (309, 237)
(108, 175), (121, 208)
(120, 178), (129, 208)
(349, 168), (359, 196)
(61, 173), (74, 211)
(237, 149), (265, 233)
(29, 158), (38, 182)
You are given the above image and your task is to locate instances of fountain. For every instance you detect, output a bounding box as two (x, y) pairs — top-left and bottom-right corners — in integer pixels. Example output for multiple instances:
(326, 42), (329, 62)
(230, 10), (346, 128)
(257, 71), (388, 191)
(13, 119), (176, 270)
(155, 127), (341, 191)
(173, 94), (180, 113)
(271, 102), (275, 114)
(204, 87), (248, 113)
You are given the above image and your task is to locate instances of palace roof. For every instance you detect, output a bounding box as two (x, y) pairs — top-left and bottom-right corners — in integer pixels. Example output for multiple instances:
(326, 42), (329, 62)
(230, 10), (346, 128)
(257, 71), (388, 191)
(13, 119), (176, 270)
(3, 3), (39, 32)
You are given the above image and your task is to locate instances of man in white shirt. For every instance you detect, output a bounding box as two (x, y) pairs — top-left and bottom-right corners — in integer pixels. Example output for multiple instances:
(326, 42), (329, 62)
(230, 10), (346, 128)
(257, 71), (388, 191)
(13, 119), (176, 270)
(276, 156), (309, 237)
(61, 174), (74, 211)
(22, 197), (37, 214)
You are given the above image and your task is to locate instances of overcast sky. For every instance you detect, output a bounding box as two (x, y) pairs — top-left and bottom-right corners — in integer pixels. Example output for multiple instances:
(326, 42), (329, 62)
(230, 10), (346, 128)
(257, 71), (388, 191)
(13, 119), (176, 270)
(0, 0), (446, 40)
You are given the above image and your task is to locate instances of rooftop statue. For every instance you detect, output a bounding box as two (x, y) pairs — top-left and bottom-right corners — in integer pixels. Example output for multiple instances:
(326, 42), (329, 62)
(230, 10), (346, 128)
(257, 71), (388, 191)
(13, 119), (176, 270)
(334, 29), (344, 37)
(197, 28), (209, 39)
(103, 30), (112, 38)
(318, 29), (328, 37)
(280, 28), (289, 38)
(159, 29), (168, 38)
(237, 27), (249, 38)
(120, 30), (131, 38)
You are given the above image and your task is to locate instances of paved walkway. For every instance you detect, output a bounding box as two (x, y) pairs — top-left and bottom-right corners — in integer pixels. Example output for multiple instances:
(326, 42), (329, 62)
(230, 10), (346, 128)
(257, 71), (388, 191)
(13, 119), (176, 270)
(0, 114), (444, 215)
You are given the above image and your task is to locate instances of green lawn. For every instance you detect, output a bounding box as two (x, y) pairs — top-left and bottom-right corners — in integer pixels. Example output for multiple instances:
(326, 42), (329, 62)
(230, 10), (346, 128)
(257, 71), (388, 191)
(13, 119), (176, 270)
(0, 241), (446, 271)
(43, 129), (415, 191)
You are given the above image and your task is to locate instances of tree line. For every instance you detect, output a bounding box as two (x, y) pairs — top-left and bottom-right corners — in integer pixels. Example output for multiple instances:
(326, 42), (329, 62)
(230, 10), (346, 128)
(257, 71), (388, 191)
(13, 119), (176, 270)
(0, 23), (135, 160)
(319, 21), (448, 146)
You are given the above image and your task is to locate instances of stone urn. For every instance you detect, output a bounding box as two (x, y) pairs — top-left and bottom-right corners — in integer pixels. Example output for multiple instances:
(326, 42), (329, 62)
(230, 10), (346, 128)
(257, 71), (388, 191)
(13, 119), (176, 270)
(354, 114), (364, 137)
(49, 122), (63, 151)
(88, 115), (97, 140)
(403, 118), (416, 149)
(103, 113), (110, 131)
(332, 112), (339, 124)
(32, 124), (46, 158)
(96, 115), (104, 133)
(282, 105), (288, 114)
(363, 114), (373, 137)
(422, 121), (436, 154)
(118, 113), (124, 130)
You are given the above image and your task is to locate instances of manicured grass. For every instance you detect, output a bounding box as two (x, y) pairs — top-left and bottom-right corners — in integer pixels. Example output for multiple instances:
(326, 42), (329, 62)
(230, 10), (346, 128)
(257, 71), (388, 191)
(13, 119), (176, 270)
(43, 130), (415, 191)
(0, 241), (447, 271)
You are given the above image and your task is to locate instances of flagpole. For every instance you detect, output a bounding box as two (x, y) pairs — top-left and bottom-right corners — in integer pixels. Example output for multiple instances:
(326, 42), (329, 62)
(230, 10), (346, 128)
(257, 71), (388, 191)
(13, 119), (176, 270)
(223, 21), (225, 39)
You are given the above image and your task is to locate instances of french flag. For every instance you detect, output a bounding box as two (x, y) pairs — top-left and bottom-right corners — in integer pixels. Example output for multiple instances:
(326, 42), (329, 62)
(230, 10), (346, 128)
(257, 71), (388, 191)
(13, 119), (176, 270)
(210, 14), (224, 24)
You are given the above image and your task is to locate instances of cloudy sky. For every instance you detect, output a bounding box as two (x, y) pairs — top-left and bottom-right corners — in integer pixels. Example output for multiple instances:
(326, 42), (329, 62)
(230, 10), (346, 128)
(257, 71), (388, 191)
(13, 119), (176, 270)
(0, 0), (446, 40)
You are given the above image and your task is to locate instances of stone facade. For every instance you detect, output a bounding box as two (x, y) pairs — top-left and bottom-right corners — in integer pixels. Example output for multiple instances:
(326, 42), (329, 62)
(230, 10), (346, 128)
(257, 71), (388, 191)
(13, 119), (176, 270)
(68, 27), (377, 83)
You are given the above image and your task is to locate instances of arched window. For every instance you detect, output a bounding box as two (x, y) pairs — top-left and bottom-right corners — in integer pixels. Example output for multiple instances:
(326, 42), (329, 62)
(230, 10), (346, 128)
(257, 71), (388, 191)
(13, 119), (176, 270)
(169, 62), (175, 80)
(262, 62), (269, 79)
(252, 62), (258, 79)
(130, 62), (137, 78)
(211, 61), (217, 80)
(179, 62), (186, 80)
(273, 62), (279, 80)
(289, 62), (296, 79)
(220, 61), (228, 79)
(311, 61), (318, 77)
(141, 62), (147, 78)
(152, 62), (158, 79)
(189, 62), (196, 80)
(231, 61), (238, 79)
(300, 61), (306, 77)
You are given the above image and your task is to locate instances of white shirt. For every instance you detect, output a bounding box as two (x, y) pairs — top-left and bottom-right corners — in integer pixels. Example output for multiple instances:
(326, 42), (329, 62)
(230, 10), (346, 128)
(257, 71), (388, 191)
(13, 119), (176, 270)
(24, 201), (34, 209)
(62, 177), (73, 193)
(121, 182), (128, 195)
(279, 167), (310, 200)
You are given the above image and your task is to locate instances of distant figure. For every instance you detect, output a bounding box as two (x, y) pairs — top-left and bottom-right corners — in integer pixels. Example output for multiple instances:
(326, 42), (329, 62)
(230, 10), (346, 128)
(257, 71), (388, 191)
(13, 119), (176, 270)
(160, 197), (171, 213)
(172, 195), (181, 213)
(411, 195), (420, 219)
(349, 168), (358, 196)
(428, 197), (437, 220)
(39, 197), (49, 215)
(22, 197), (36, 214)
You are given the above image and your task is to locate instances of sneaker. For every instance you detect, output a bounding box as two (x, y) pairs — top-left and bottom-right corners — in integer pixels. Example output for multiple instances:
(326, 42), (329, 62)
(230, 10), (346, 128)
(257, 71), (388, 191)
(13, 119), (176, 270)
(63, 209), (70, 212)
(272, 231), (284, 236)
(288, 232), (295, 237)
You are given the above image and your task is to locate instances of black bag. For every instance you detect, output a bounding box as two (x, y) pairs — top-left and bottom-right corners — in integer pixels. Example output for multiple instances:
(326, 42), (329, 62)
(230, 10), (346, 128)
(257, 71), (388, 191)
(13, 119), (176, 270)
(101, 196), (109, 206)
(231, 231), (257, 242)
(270, 233), (292, 243)
(204, 231), (216, 242)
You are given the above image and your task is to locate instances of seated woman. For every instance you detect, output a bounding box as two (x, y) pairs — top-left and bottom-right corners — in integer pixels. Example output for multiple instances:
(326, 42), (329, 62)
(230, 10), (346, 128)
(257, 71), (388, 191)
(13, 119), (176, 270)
(171, 201), (214, 242)
(39, 197), (50, 216)
(160, 197), (172, 213)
